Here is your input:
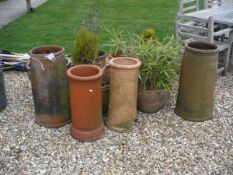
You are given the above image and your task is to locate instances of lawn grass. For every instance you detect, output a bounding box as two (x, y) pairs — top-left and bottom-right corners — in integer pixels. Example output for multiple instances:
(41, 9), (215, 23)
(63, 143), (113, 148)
(0, 0), (179, 53)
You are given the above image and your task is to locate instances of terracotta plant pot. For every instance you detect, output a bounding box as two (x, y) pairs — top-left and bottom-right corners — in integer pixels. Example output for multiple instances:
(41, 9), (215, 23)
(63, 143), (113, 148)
(108, 51), (124, 60)
(94, 51), (110, 113)
(102, 84), (110, 114)
(107, 57), (141, 132)
(29, 45), (71, 128)
(0, 70), (7, 111)
(175, 41), (219, 121)
(67, 65), (104, 141)
(138, 88), (170, 113)
(85, 50), (107, 68)
(94, 50), (107, 68)
(102, 66), (110, 86)
(92, 51), (110, 114)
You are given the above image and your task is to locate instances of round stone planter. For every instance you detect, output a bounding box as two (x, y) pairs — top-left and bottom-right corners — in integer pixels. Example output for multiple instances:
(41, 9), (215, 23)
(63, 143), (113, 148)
(138, 88), (169, 113)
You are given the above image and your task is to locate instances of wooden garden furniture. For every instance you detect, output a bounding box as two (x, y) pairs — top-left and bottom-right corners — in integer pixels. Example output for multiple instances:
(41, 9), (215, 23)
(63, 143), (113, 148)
(181, 2), (233, 74)
(176, 2), (233, 75)
(178, 0), (224, 15)
(184, 2), (233, 26)
(178, 0), (200, 15)
(204, 0), (224, 8)
(177, 0), (223, 35)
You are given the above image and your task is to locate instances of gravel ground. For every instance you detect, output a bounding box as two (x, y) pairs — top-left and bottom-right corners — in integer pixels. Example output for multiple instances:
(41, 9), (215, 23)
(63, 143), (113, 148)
(0, 71), (232, 175)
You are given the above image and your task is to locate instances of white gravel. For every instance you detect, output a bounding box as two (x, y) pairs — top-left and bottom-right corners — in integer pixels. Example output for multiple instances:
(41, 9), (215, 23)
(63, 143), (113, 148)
(0, 71), (232, 175)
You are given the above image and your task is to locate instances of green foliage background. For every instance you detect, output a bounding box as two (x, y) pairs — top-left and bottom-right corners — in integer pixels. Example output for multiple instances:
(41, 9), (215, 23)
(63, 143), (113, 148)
(0, 0), (179, 53)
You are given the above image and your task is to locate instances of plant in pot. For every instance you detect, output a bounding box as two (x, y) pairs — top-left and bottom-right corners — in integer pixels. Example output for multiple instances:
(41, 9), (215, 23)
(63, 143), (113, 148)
(83, 1), (112, 112)
(131, 35), (181, 113)
(105, 28), (157, 59)
(68, 27), (106, 141)
(142, 28), (156, 41)
(81, 0), (107, 68)
(72, 27), (100, 65)
(104, 27), (131, 59)
(72, 27), (110, 115)
(103, 28), (137, 114)
(81, 0), (110, 113)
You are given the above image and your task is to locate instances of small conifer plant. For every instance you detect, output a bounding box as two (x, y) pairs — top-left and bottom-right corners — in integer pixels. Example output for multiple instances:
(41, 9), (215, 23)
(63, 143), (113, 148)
(72, 27), (100, 65)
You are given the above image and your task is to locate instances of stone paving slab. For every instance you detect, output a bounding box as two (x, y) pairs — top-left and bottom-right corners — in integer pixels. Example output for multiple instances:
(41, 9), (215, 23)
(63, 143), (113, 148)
(0, 0), (46, 28)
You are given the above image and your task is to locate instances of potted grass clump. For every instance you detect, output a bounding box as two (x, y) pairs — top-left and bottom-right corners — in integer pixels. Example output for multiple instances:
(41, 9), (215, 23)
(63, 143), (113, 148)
(104, 28), (131, 59)
(132, 35), (180, 113)
(103, 28), (130, 113)
(105, 28), (157, 59)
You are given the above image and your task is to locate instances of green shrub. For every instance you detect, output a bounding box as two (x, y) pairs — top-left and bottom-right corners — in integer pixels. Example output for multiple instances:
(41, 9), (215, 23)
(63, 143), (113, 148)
(133, 36), (181, 92)
(104, 27), (129, 56)
(72, 27), (100, 65)
(104, 27), (180, 92)
(142, 28), (156, 40)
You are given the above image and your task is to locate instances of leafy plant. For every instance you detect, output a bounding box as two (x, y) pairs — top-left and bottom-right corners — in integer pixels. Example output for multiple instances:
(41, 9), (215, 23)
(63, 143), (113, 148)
(142, 28), (156, 40)
(72, 27), (100, 65)
(104, 27), (180, 91)
(131, 35), (181, 92)
(104, 27), (130, 56)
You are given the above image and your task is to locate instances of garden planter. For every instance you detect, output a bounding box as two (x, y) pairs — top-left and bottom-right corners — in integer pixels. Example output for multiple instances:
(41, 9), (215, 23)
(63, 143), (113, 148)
(109, 51), (124, 60)
(84, 50), (107, 67)
(102, 84), (110, 114)
(94, 51), (110, 86)
(67, 65), (104, 141)
(92, 51), (110, 114)
(138, 88), (169, 113)
(29, 45), (70, 128)
(93, 50), (107, 68)
(107, 57), (141, 132)
(0, 70), (7, 111)
(102, 66), (110, 86)
(101, 66), (110, 114)
(95, 52), (110, 114)
(175, 41), (219, 121)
